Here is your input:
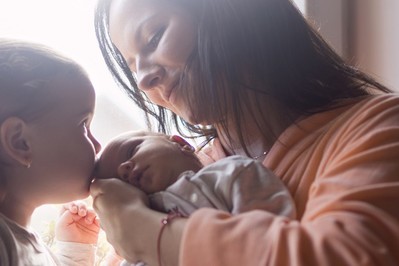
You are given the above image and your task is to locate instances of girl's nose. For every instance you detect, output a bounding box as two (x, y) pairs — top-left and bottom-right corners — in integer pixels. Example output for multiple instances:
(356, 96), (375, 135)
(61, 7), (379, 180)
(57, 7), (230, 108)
(117, 161), (134, 181)
(89, 131), (102, 154)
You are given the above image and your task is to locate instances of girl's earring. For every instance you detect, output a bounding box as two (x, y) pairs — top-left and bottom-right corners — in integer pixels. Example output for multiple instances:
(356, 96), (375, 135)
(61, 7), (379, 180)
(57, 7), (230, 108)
(26, 160), (32, 169)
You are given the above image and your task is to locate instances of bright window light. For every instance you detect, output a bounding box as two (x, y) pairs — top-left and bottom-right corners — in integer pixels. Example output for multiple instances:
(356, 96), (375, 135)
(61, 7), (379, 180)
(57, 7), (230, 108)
(0, 0), (146, 144)
(293, 0), (306, 14)
(0, 0), (143, 257)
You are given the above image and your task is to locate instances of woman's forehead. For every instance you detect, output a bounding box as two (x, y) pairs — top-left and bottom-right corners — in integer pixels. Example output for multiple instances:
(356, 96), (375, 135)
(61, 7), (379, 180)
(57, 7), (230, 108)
(110, 0), (163, 21)
(109, 0), (169, 39)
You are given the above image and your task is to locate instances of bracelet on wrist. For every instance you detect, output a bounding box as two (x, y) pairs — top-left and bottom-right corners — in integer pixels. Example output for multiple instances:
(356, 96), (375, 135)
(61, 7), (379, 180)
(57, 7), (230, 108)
(157, 207), (183, 266)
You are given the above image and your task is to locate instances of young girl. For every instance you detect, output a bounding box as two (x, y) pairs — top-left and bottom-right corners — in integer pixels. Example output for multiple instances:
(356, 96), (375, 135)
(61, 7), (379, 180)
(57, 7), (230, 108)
(0, 38), (101, 265)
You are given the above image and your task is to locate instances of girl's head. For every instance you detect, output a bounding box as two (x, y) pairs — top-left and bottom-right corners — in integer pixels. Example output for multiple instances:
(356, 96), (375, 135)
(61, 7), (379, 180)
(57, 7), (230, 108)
(0, 39), (101, 208)
(95, 131), (202, 194)
(96, 0), (390, 152)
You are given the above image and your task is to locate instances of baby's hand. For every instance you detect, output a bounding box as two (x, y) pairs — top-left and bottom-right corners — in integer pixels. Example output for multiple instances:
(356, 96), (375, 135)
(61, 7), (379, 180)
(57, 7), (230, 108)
(55, 201), (100, 245)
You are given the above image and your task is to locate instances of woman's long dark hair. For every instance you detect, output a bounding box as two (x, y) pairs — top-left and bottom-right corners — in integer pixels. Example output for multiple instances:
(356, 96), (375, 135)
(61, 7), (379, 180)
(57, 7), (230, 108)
(95, 0), (391, 150)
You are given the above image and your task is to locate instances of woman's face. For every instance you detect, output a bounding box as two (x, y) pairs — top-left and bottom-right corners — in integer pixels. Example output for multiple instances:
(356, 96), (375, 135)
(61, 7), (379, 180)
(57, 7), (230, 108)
(109, 0), (197, 123)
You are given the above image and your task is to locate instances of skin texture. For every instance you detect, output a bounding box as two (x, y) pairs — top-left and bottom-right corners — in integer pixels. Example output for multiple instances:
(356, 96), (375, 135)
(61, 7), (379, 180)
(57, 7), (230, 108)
(96, 131), (202, 194)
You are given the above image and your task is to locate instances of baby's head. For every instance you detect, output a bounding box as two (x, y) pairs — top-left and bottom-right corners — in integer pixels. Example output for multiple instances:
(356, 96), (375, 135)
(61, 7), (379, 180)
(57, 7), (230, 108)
(95, 131), (203, 194)
(0, 39), (101, 205)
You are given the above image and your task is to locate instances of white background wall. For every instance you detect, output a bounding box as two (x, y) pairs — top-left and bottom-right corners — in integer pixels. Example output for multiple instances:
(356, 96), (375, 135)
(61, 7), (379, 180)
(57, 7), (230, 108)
(348, 0), (399, 91)
(306, 0), (399, 91)
(0, 0), (147, 147)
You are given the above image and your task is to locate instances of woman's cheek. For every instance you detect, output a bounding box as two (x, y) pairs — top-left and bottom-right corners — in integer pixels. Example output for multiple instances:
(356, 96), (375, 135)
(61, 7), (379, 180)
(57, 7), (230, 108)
(145, 91), (167, 107)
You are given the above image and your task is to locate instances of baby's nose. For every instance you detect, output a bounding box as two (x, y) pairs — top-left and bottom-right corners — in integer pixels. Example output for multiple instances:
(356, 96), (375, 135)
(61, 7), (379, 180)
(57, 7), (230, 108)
(117, 161), (134, 181)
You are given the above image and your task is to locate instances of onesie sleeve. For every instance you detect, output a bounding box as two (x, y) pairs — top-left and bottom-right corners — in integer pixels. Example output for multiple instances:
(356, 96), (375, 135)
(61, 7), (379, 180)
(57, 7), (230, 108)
(229, 157), (296, 218)
(55, 241), (96, 266)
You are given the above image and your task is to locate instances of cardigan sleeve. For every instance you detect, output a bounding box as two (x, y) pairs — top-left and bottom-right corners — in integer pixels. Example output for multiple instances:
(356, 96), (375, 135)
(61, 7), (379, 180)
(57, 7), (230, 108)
(180, 94), (399, 266)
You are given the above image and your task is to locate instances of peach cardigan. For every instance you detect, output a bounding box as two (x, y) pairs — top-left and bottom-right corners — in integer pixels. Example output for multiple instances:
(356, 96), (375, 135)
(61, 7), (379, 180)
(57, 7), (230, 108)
(183, 94), (399, 265)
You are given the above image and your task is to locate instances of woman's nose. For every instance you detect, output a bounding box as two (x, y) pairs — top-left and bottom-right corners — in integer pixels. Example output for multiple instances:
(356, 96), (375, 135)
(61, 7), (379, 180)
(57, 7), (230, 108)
(117, 161), (134, 181)
(136, 57), (164, 91)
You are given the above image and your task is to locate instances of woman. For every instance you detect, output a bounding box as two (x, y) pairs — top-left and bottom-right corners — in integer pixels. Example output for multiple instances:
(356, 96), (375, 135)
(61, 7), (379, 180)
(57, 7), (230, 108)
(91, 0), (399, 265)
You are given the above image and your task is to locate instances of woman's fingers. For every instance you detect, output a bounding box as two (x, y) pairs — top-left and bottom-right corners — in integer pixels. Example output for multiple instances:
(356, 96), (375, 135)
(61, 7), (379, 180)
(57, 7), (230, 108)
(90, 178), (148, 211)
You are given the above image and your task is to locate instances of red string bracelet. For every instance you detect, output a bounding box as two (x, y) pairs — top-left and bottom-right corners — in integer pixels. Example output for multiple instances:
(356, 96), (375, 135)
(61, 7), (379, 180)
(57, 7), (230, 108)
(157, 207), (183, 266)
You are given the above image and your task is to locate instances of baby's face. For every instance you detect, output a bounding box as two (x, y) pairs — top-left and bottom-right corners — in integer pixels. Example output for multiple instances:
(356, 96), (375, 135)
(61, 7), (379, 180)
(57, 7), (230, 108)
(95, 131), (202, 194)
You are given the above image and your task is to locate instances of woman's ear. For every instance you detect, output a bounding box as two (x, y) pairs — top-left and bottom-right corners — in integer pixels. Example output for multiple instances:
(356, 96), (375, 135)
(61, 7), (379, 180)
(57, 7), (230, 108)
(0, 117), (32, 167)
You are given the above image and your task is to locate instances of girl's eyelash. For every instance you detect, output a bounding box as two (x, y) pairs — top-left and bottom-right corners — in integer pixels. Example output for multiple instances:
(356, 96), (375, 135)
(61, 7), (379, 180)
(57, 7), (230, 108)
(82, 120), (90, 128)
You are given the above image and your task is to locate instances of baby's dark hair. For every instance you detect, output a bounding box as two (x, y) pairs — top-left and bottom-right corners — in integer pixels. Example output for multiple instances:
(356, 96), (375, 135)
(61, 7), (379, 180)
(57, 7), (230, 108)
(0, 38), (87, 123)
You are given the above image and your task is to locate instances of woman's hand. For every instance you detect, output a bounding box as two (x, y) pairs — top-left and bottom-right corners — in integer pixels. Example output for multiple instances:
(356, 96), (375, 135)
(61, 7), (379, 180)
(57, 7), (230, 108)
(55, 200), (100, 244)
(90, 178), (151, 262)
(90, 178), (186, 265)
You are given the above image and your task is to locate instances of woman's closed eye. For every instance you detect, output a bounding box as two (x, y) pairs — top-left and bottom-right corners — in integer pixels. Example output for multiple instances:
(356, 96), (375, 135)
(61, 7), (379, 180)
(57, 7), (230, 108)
(148, 27), (165, 49)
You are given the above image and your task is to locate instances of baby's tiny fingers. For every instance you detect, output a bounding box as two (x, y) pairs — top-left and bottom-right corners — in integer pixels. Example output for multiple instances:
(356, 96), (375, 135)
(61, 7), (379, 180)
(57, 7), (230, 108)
(78, 208), (87, 216)
(84, 210), (97, 224)
(60, 202), (78, 215)
(73, 200), (89, 217)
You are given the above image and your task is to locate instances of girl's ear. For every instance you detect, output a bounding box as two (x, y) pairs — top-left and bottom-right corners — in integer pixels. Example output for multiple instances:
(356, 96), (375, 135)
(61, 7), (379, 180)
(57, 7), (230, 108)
(0, 117), (32, 167)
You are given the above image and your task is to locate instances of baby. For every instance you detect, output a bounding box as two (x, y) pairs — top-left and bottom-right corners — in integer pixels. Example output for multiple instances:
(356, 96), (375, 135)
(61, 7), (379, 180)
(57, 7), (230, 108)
(95, 130), (296, 265)
(96, 130), (296, 217)
(0, 38), (101, 265)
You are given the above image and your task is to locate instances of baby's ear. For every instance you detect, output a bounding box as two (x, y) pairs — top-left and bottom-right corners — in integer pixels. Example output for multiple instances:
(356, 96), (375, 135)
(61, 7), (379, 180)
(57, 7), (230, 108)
(0, 117), (32, 167)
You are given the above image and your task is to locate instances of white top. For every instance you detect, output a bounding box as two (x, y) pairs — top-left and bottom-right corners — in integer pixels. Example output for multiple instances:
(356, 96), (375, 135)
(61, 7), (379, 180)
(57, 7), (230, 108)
(0, 212), (95, 266)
